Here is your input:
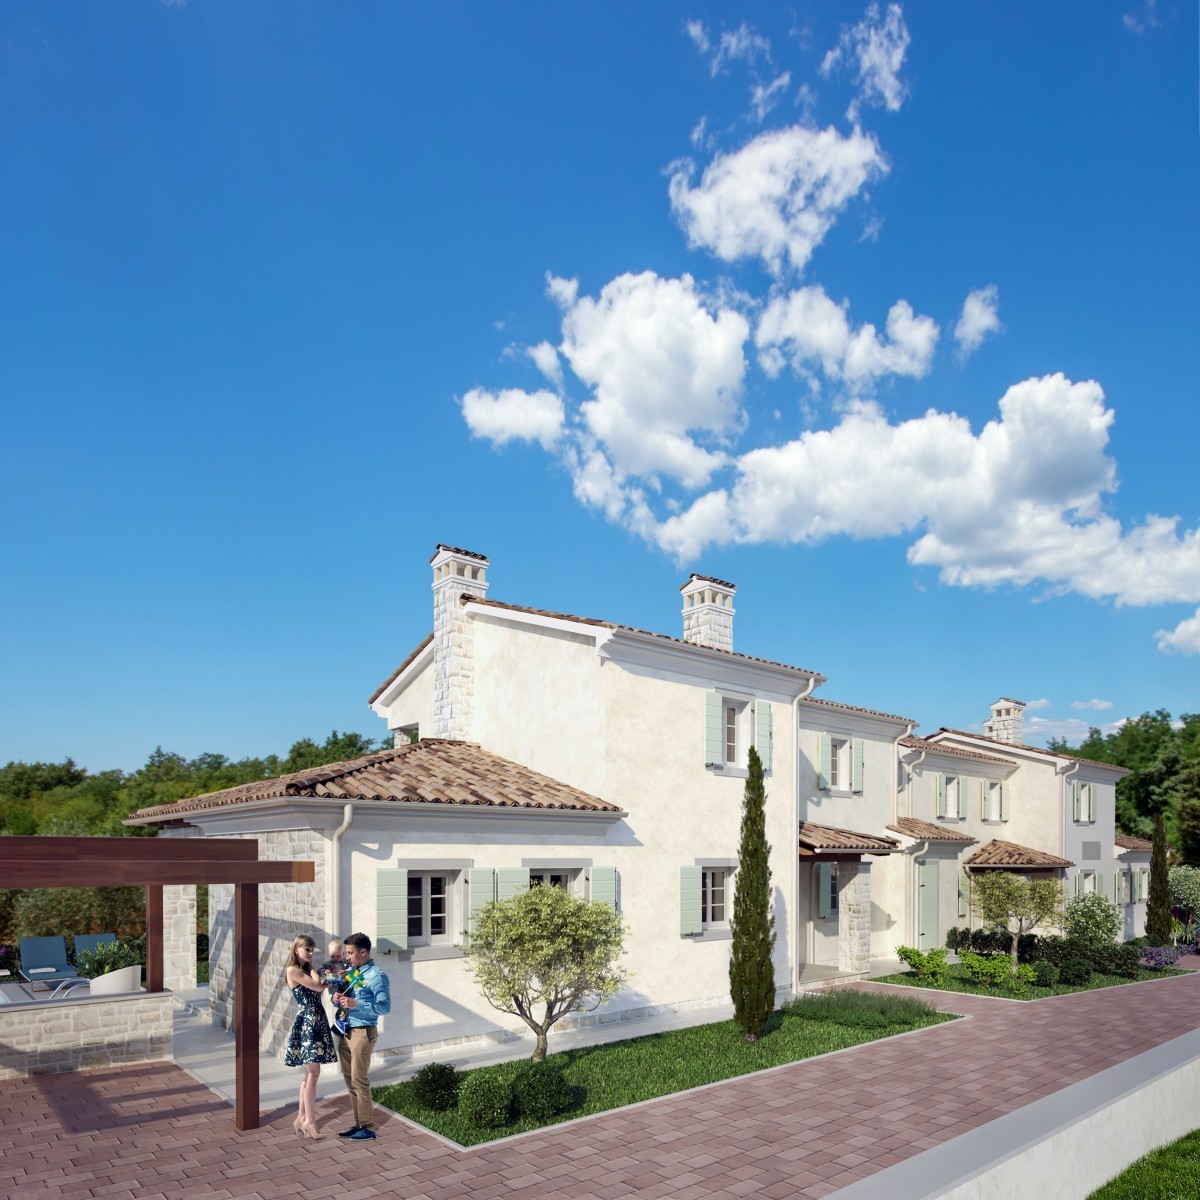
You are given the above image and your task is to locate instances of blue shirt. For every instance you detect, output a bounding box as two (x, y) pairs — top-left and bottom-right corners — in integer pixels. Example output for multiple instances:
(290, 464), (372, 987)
(346, 959), (391, 1027)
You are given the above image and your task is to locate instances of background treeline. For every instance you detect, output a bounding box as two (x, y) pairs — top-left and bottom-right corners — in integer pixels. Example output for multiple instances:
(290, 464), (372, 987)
(1050, 709), (1200, 863)
(0, 730), (388, 944)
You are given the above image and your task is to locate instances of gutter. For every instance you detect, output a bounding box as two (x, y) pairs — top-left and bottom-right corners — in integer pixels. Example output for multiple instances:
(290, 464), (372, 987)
(330, 803), (354, 936)
(893, 722), (916, 824)
(792, 674), (819, 997)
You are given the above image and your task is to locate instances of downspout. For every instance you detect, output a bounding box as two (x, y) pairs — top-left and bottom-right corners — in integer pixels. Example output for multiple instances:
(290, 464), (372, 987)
(1060, 760), (1081, 896)
(893, 722), (916, 824)
(330, 803), (354, 936)
(792, 676), (819, 997)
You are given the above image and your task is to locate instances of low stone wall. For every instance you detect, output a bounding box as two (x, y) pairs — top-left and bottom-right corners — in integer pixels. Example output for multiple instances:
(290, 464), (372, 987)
(0, 991), (174, 1080)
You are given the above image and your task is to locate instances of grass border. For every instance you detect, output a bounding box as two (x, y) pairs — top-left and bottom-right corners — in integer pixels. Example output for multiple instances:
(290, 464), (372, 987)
(372, 1006), (971, 1151)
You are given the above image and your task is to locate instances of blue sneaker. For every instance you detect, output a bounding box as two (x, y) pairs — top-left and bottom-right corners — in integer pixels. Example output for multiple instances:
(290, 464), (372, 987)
(347, 1127), (377, 1141)
(336, 1125), (360, 1138)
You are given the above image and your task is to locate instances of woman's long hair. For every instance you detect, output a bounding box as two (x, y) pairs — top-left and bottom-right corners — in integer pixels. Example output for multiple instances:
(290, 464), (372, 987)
(285, 934), (316, 980)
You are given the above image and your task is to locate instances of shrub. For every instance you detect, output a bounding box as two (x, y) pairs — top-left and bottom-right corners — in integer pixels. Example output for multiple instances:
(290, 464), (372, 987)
(0, 943), (20, 977)
(967, 928), (1011, 956)
(896, 945), (948, 986)
(944, 927), (970, 953)
(1168, 865), (1200, 920)
(783, 988), (936, 1026)
(512, 1060), (573, 1120)
(960, 951), (1015, 990)
(1032, 960), (1059, 987)
(410, 1062), (461, 1112)
(1088, 942), (1140, 979)
(74, 936), (146, 979)
(458, 1072), (512, 1129)
(1060, 958), (1092, 986)
(1008, 964), (1036, 994)
(1032, 934), (1094, 968)
(1141, 945), (1180, 971)
(1063, 892), (1122, 949)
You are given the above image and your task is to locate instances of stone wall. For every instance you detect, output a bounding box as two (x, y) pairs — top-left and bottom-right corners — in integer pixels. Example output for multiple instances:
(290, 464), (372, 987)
(838, 861), (872, 973)
(209, 828), (327, 1057)
(0, 992), (173, 1080)
(159, 826), (202, 992)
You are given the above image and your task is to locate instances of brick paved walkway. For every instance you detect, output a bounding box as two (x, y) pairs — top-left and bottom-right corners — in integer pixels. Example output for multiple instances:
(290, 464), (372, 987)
(2, 968), (1197, 1200)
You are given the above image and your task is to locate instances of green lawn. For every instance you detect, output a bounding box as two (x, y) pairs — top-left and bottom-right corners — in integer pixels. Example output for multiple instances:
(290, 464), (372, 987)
(1088, 1128), (1200, 1198)
(871, 963), (1186, 1000)
(374, 993), (956, 1146)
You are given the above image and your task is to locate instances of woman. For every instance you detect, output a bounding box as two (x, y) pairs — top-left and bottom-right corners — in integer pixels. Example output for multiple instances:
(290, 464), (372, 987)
(283, 934), (337, 1139)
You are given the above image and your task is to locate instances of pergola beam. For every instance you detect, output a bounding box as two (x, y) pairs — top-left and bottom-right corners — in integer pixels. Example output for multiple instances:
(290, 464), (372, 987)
(4, 861), (315, 887)
(9, 836), (258, 861)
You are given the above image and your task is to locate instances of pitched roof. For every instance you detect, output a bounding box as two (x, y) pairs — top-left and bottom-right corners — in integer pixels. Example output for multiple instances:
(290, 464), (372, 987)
(1115, 833), (1153, 851)
(964, 839), (1074, 868)
(129, 740), (623, 823)
(681, 572), (735, 591)
(886, 817), (978, 844)
(930, 729), (1130, 774)
(464, 596), (824, 677)
(898, 735), (1015, 765)
(368, 632), (433, 705)
(802, 697), (917, 725)
(797, 822), (900, 853)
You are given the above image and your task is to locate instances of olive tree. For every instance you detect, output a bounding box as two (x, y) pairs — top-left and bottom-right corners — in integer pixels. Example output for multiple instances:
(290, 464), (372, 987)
(465, 883), (627, 1062)
(970, 872), (1065, 968)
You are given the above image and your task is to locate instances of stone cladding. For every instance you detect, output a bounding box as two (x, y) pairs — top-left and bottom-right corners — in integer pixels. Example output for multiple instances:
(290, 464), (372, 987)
(838, 862), (873, 973)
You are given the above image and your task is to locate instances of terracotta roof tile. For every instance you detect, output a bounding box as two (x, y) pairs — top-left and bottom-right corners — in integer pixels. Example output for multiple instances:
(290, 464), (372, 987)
(430, 544), (488, 562)
(886, 817), (978, 844)
(930, 729), (1130, 774)
(965, 839), (1074, 868)
(465, 596), (824, 677)
(680, 573), (736, 591)
(1115, 833), (1153, 851)
(129, 740), (622, 823)
(797, 822), (900, 853)
(899, 735), (1015, 766)
(367, 632), (433, 705)
(802, 697), (917, 725)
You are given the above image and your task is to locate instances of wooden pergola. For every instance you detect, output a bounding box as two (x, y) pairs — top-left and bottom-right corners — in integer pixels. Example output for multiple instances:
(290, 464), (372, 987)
(7, 836), (315, 1130)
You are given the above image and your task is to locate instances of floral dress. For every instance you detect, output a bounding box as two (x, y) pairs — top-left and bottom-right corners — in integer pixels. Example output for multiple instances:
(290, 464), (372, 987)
(283, 981), (337, 1067)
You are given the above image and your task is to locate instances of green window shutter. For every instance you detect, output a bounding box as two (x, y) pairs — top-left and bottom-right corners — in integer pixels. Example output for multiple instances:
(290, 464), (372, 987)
(754, 700), (773, 772)
(981, 782), (987, 820)
(851, 739), (865, 794)
(376, 868), (408, 954)
(680, 866), (702, 936)
(496, 867), (530, 902)
(958, 873), (968, 918)
(1072, 782), (1081, 822)
(705, 691), (723, 767)
(1096, 872), (1104, 898)
(589, 867), (617, 912)
(1114, 871), (1121, 903)
(936, 773), (947, 818)
(1000, 782), (1010, 822)
(1088, 786), (1096, 823)
(467, 867), (496, 941)
(1074, 872), (1082, 897)
(817, 734), (831, 790)
(816, 863), (832, 919)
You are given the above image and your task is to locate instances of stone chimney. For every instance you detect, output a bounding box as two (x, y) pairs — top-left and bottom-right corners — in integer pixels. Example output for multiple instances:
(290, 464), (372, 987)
(680, 574), (736, 653)
(431, 544), (489, 739)
(984, 697), (1025, 745)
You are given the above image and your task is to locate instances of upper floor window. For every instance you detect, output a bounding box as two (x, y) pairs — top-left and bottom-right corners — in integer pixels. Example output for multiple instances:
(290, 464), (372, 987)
(706, 693), (772, 772)
(724, 705), (738, 765)
(818, 734), (864, 793)
(937, 774), (964, 820)
(1072, 782), (1095, 824)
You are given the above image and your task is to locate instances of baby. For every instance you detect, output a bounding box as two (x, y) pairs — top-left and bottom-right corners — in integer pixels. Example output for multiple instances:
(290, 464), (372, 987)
(320, 939), (349, 1037)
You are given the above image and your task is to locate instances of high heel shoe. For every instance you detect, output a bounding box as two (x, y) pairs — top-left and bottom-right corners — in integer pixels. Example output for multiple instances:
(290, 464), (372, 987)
(293, 1116), (306, 1137)
(302, 1122), (325, 1140)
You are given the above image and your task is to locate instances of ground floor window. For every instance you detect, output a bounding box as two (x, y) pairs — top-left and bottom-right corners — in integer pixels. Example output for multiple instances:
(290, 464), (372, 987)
(407, 872), (450, 945)
(702, 868), (728, 926)
(529, 869), (571, 891)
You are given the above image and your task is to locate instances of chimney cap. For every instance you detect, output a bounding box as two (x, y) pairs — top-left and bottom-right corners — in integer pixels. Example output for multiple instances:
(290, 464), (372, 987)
(992, 697), (1026, 708)
(430, 543), (489, 564)
(680, 572), (736, 593)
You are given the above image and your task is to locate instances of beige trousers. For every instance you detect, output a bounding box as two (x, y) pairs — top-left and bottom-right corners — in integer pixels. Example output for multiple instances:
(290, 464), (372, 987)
(337, 1025), (379, 1130)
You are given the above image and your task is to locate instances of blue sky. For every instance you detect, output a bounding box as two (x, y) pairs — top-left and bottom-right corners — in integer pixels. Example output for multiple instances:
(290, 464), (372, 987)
(2, 2), (1197, 773)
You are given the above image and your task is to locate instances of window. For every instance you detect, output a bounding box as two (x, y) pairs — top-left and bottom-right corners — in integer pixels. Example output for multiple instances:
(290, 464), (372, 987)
(1072, 781), (1095, 823)
(529, 870), (571, 891)
(724, 705), (737, 765)
(937, 774), (964, 819)
(407, 873), (450, 946)
(818, 735), (864, 793)
(829, 738), (847, 789)
(702, 868), (728, 926)
(707, 694), (773, 771)
(985, 781), (1000, 821)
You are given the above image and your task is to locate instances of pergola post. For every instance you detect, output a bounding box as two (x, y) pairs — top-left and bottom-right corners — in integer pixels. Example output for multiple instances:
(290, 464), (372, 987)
(145, 884), (164, 993)
(234, 881), (260, 1131)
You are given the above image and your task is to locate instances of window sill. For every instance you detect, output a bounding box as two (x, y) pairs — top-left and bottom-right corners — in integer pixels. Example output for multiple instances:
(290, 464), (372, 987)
(710, 765), (749, 780)
(822, 788), (859, 798)
(390, 945), (466, 963)
(686, 927), (732, 942)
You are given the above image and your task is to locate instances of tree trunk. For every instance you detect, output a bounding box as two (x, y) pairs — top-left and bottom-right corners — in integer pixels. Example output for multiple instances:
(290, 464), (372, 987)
(1010, 923), (1020, 971)
(533, 1029), (548, 1062)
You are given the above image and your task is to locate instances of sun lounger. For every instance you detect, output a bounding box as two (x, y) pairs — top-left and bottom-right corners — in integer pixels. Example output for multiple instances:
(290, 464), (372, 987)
(18, 936), (89, 999)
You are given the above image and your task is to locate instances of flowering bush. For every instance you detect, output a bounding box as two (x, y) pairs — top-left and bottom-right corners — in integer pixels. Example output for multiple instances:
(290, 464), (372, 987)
(1141, 945), (1181, 971)
(0, 943), (18, 976)
(1063, 892), (1122, 949)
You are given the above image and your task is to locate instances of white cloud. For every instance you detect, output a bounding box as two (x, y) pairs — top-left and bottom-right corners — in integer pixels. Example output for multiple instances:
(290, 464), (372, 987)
(461, 387), (564, 452)
(821, 3), (911, 121)
(685, 19), (710, 56)
(1123, 1), (1159, 34)
(669, 124), (887, 276)
(1024, 698), (1052, 711)
(1156, 608), (1200, 655)
(527, 340), (563, 388)
(1024, 714), (1126, 745)
(757, 285), (939, 386)
(558, 271), (749, 489)
(712, 22), (771, 75)
(1071, 698), (1114, 711)
(750, 72), (792, 123)
(955, 285), (1002, 357)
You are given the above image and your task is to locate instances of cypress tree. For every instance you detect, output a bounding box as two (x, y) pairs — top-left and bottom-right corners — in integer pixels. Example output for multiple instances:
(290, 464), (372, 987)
(1146, 809), (1173, 943)
(729, 745), (775, 1041)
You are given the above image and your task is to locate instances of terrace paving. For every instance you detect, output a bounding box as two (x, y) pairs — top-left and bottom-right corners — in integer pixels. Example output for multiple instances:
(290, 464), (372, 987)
(2, 962), (1197, 1200)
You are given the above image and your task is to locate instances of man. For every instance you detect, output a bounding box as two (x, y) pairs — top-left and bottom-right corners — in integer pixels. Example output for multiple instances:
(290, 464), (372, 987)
(335, 931), (391, 1141)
